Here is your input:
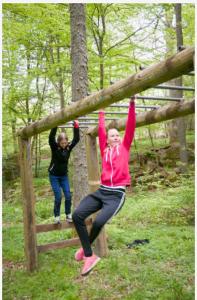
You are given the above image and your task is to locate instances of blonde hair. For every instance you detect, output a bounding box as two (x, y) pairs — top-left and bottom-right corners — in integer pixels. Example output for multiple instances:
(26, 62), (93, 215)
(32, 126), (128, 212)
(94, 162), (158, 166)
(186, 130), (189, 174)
(107, 128), (119, 137)
(57, 132), (68, 145)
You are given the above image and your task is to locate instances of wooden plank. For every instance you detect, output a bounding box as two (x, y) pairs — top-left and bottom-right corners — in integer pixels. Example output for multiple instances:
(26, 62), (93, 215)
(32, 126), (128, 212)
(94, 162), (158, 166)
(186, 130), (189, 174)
(18, 137), (38, 272)
(17, 47), (194, 139)
(85, 135), (101, 193)
(85, 135), (108, 257)
(37, 238), (81, 253)
(87, 99), (195, 137)
(36, 218), (92, 233)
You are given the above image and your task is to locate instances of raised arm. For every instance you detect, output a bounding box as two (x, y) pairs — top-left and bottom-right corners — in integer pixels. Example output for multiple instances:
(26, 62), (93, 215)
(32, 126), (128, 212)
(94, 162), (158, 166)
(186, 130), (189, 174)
(122, 96), (136, 150)
(69, 120), (80, 151)
(49, 127), (58, 150)
(98, 110), (107, 156)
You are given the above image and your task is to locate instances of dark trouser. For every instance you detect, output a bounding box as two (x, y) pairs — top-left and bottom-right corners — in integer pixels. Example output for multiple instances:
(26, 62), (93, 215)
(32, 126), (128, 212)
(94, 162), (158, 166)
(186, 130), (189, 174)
(72, 186), (126, 257)
(49, 174), (72, 217)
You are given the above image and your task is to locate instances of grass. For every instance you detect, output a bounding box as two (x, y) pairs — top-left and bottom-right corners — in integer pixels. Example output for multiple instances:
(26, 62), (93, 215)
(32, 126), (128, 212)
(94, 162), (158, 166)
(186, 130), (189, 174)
(3, 172), (194, 300)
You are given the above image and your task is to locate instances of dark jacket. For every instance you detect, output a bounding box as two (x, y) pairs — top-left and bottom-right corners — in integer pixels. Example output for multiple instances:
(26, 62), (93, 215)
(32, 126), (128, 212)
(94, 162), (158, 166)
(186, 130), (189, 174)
(48, 125), (80, 176)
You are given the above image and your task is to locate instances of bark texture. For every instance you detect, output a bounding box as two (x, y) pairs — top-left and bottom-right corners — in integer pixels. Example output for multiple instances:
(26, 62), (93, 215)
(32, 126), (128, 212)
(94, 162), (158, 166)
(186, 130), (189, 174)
(167, 4), (188, 172)
(174, 3), (188, 172)
(70, 4), (89, 206)
(18, 137), (37, 271)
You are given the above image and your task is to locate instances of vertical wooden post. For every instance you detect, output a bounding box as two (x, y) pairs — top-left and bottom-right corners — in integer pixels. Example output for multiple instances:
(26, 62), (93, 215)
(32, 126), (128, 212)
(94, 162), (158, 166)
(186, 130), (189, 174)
(85, 134), (108, 257)
(18, 137), (38, 271)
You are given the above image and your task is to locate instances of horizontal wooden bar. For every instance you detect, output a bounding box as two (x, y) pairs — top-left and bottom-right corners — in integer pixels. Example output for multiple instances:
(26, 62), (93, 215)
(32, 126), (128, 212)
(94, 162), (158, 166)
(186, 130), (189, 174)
(186, 71), (195, 76)
(37, 238), (81, 253)
(66, 121), (117, 125)
(84, 105), (159, 112)
(154, 84), (194, 91)
(58, 126), (90, 128)
(87, 100), (195, 137)
(109, 97), (182, 103)
(77, 117), (120, 121)
(17, 47), (194, 138)
(110, 104), (159, 109)
(95, 110), (152, 114)
(136, 96), (182, 101)
(36, 218), (92, 233)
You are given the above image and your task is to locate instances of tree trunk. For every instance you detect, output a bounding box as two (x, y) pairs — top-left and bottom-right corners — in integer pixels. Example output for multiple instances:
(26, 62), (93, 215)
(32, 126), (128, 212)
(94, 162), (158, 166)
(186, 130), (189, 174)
(26, 48), (31, 124)
(38, 134), (41, 174)
(11, 119), (18, 154)
(34, 134), (38, 178)
(167, 78), (180, 146)
(165, 4), (188, 172)
(168, 78), (188, 172)
(57, 45), (65, 111)
(174, 3), (188, 172)
(70, 3), (89, 207)
(18, 137), (38, 271)
(100, 58), (104, 90)
(59, 78), (65, 110)
(175, 4), (183, 49)
(59, 78), (65, 133)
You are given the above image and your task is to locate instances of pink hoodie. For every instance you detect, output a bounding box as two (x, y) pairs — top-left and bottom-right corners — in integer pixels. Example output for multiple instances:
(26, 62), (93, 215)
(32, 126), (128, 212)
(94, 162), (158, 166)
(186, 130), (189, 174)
(98, 102), (136, 187)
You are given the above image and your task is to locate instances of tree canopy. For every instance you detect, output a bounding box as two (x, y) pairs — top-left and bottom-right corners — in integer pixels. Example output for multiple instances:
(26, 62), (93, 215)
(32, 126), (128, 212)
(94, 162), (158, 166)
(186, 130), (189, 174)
(2, 3), (195, 155)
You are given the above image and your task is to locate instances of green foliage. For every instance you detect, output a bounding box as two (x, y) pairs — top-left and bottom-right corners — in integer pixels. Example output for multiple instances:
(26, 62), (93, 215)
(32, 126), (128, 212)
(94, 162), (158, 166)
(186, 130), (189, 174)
(2, 3), (195, 161)
(2, 3), (72, 160)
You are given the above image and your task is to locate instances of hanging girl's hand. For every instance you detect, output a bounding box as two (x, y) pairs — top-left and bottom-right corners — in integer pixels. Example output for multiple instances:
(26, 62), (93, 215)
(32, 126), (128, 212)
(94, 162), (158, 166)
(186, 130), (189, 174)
(73, 120), (79, 128)
(130, 95), (137, 103)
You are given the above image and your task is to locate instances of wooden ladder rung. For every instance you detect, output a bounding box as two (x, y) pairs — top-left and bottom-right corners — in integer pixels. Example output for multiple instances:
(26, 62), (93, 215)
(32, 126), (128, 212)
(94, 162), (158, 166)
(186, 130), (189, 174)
(37, 238), (81, 253)
(36, 218), (92, 233)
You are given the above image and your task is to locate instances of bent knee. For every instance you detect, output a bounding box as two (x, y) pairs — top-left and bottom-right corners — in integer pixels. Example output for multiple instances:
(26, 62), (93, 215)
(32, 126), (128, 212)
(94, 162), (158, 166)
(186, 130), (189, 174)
(72, 210), (82, 222)
(93, 219), (105, 229)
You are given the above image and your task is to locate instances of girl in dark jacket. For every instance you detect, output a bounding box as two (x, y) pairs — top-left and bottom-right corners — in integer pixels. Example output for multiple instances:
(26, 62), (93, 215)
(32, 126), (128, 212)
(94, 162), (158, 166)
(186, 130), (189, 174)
(48, 121), (79, 223)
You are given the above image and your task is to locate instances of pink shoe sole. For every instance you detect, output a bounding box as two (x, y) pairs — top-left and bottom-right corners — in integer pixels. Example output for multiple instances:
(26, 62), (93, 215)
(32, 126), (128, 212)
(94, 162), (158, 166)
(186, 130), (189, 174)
(81, 256), (101, 276)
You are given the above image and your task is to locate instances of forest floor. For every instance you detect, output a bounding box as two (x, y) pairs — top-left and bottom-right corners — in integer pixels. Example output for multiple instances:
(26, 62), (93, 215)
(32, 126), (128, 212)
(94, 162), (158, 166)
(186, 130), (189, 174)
(3, 133), (195, 300)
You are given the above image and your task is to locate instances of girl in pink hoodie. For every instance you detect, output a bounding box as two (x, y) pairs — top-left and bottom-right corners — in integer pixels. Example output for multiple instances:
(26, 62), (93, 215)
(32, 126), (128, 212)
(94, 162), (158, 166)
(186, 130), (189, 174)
(72, 96), (136, 276)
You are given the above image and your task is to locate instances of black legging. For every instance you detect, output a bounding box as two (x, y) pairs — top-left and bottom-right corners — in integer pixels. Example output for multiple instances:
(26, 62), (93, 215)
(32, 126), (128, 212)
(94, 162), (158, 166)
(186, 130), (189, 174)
(72, 186), (126, 257)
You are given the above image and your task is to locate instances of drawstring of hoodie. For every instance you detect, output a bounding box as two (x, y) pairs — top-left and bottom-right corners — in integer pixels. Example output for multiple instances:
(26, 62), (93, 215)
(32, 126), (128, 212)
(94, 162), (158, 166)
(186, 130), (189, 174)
(116, 145), (119, 155)
(106, 145), (120, 162)
(106, 147), (109, 162)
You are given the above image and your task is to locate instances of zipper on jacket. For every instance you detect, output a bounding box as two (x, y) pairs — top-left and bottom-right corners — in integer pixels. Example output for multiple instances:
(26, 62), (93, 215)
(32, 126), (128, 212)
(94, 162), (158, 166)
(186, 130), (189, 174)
(110, 148), (114, 186)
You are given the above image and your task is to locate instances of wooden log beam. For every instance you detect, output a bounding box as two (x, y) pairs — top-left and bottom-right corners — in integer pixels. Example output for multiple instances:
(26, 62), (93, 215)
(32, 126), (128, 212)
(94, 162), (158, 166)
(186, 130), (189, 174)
(36, 218), (92, 233)
(37, 238), (81, 253)
(17, 47), (194, 139)
(87, 100), (195, 137)
(18, 138), (38, 271)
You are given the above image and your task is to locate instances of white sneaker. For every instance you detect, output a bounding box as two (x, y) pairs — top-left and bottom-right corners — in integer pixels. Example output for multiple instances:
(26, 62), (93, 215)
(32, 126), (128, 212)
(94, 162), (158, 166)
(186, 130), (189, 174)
(66, 214), (73, 223)
(54, 216), (61, 224)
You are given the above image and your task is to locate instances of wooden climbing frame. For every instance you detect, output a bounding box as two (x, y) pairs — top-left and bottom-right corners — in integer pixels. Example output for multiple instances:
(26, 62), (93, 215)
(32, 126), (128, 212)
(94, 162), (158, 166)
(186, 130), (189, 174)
(18, 134), (108, 272)
(17, 47), (194, 271)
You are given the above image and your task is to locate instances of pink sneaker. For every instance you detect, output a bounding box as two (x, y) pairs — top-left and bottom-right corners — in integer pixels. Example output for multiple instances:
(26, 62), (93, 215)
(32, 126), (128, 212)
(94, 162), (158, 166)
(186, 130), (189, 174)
(81, 253), (101, 276)
(75, 248), (84, 261)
